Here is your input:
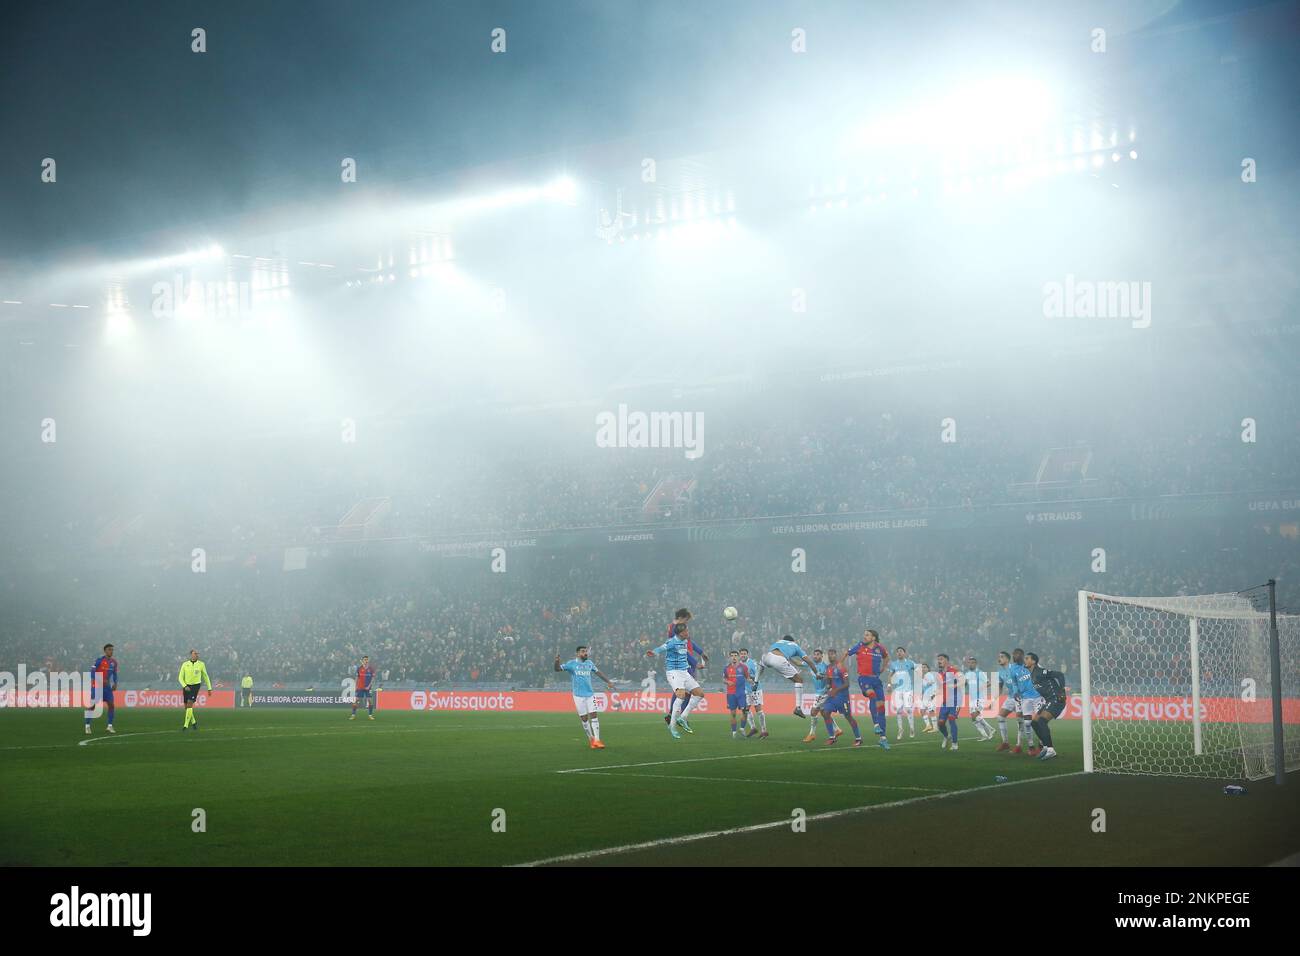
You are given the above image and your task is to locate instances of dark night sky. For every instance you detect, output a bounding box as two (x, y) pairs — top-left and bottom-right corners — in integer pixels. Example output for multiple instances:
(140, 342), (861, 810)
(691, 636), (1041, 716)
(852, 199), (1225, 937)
(0, 0), (1293, 261)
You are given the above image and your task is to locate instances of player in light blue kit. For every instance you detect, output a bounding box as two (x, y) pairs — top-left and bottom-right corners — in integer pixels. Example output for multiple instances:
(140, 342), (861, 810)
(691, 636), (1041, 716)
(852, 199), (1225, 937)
(647, 620), (702, 738)
(554, 646), (616, 749)
(963, 656), (995, 740)
(994, 650), (1025, 752)
(741, 648), (767, 738)
(1014, 651), (1044, 756)
(803, 649), (840, 742)
(887, 646), (918, 740)
(758, 635), (817, 719)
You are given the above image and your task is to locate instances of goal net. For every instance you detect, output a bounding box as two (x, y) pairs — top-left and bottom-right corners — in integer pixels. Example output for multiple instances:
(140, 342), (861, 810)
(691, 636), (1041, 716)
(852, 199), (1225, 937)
(1079, 590), (1300, 780)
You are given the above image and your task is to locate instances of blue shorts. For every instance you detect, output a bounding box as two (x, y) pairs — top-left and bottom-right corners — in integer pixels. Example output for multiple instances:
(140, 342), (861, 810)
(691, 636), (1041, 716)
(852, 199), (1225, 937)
(937, 706), (958, 721)
(858, 676), (884, 700)
(91, 688), (114, 705)
(823, 693), (850, 715)
(355, 688), (371, 699)
(726, 692), (746, 711)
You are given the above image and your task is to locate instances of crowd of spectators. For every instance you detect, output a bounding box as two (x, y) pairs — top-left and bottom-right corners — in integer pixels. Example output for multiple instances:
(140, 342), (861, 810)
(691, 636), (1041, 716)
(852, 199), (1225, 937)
(4, 530), (1293, 692)
(3, 331), (1296, 695)
(5, 342), (1296, 570)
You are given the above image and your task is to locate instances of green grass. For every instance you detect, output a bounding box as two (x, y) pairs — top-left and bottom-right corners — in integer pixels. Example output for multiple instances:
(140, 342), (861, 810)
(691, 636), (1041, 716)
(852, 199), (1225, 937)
(1, 709), (1295, 866)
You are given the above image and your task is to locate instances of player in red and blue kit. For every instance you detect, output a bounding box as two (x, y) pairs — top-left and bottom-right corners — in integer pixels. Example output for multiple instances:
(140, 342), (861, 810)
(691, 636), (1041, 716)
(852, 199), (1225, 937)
(723, 650), (751, 737)
(841, 629), (891, 741)
(820, 649), (886, 749)
(350, 656), (376, 720)
(84, 643), (118, 735)
(935, 653), (961, 751)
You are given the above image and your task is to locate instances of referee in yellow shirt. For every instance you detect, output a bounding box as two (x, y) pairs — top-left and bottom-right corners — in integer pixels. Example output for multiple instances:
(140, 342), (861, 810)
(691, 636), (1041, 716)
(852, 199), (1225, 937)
(179, 650), (212, 732)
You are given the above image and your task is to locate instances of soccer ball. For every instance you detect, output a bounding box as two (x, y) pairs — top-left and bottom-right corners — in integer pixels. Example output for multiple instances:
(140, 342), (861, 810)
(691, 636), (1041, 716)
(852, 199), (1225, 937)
(723, 606), (739, 621)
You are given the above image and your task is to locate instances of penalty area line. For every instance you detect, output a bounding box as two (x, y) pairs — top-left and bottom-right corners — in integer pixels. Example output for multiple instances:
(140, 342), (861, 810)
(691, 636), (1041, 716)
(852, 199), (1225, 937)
(514, 770), (1085, 866)
(554, 733), (943, 774)
(578, 771), (945, 793)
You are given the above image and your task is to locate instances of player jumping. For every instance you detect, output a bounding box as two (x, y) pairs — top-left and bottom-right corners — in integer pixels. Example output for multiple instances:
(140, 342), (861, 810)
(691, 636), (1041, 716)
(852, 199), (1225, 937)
(647, 615), (703, 738)
(660, 608), (712, 728)
(758, 635), (816, 718)
(663, 617), (708, 728)
(555, 645), (616, 749)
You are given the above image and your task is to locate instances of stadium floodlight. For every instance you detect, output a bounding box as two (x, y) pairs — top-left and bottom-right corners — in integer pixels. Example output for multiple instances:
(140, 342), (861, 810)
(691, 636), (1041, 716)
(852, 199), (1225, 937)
(852, 75), (1059, 153)
(1079, 588), (1298, 781)
(104, 308), (133, 344)
(543, 176), (578, 203)
(414, 175), (579, 225)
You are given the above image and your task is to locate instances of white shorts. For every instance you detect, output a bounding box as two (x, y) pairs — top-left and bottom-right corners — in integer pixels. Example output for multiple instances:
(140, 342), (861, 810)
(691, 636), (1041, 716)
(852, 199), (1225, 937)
(573, 694), (595, 717)
(892, 690), (914, 711)
(1020, 697), (1044, 717)
(968, 700), (987, 716)
(813, 691), (829, 711)
(666, 670), (700, 694)
(760, 651), (798, 679)
(746, 688), (765, 707)
(759, 650), (795, 681)
(922, 696), (937, 713)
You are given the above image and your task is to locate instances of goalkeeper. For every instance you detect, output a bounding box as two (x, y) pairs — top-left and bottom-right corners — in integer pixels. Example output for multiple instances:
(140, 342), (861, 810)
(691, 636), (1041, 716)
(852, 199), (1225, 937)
(1024, 652), (1068, 762)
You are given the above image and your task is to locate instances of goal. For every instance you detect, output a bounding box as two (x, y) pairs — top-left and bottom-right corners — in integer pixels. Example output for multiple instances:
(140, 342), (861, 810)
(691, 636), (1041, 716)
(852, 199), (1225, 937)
(1078, 587), (1299, 781)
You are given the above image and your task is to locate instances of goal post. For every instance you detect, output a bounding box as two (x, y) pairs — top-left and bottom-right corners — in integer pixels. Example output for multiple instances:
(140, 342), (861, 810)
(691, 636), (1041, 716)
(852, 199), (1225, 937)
(1078, 588), (1299, 782)
(1078, 589), (1093, 773)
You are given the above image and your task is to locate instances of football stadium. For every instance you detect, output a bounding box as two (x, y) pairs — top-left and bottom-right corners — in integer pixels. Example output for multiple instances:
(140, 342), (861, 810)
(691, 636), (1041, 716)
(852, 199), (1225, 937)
(1, 0), (1298, 928)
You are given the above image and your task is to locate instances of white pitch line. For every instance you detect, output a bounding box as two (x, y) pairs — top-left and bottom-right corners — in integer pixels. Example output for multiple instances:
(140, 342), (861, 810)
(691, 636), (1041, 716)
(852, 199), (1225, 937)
(70, 724), (566, 747)
(578, 771), (945, 793)
(557, 750), (802, 773)
(75, 728), (433, 747)
(0, 727), (282, 752)
(554, 733), (951, 774)
(514, 770), (1085, 867)
(0, 722), (570, 752)
(80, 730), (191, 747)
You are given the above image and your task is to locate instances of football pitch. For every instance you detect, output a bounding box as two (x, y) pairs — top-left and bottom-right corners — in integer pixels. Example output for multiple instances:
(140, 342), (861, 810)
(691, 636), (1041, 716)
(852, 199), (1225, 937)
(2, 709), (1296, 867)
